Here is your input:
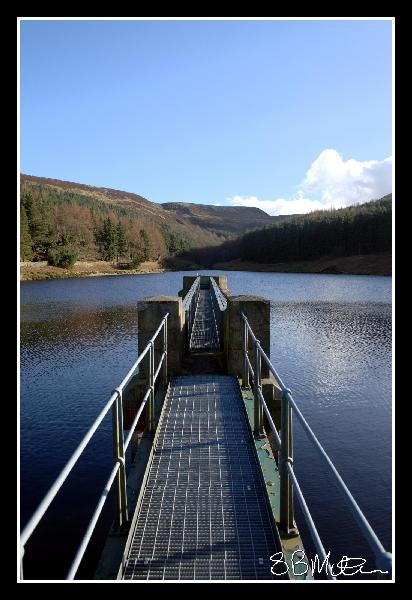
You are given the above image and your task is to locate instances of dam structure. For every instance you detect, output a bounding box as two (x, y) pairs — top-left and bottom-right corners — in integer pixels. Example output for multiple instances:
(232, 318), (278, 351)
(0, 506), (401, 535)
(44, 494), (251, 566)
(20, 275), (392, 581)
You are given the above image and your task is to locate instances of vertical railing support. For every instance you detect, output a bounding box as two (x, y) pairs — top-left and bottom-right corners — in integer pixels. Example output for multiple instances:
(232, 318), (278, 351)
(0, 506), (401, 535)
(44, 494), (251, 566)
(243, 320), (249, 389)
(186, 303), (191, 349)
(253, 339), (264, 437)
(162, 316), (168, 389)
(147, 341), (155, 433)
(279, 389), (295, 535)
(112, 389), (128, 528)
(183, 276), (200, 351)
(20, 547), (24, 580)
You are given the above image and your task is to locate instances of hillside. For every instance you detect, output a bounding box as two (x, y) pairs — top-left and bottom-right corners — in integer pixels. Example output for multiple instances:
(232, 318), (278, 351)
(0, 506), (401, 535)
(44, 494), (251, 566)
(180, 195), (392, 271)
(20, 174), (392, 279)
(20, 175), (223, 260)
(212, 253), (392, 276)
(161, 202), (290, 236)
(20, 175), (287, 267)
(20, 174), (288, 261)
(238, 195), (392, 264)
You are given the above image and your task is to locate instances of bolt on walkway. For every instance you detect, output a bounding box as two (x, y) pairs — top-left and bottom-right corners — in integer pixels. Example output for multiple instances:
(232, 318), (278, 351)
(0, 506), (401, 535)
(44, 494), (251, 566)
(189, 289), (220, 352)
(122, 376), (280, 580)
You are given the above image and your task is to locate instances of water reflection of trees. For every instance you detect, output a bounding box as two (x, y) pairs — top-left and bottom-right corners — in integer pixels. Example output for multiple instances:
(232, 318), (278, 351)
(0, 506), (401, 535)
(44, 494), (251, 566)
(21, 306), (139, 349)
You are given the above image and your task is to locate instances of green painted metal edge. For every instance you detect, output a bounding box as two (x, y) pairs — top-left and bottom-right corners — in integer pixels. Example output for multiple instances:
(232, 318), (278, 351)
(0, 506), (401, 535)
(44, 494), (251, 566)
(239, 382), (312, 581)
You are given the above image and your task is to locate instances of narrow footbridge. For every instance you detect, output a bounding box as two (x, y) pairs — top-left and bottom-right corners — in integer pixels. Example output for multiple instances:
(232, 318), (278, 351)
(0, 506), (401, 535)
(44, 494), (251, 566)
(123, 376), (279, 580)
(189, 290), (220, 351)
(20, 275), (392, 581)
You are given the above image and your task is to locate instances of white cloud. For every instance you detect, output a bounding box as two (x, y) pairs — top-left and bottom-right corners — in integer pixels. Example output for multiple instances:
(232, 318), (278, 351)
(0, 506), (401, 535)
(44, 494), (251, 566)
(301, 149), (392, 208)
(229, 195), (325, 215)
(227, 149), (392, 216)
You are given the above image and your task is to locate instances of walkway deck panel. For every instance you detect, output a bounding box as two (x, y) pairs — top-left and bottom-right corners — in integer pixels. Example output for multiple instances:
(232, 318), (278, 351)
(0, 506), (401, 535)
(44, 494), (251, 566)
(123, 376), (280, 580)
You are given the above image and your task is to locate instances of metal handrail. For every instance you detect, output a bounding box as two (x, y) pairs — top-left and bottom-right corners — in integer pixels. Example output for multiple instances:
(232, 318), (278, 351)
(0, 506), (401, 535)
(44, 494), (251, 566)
(182, 276), (200, 311)
(210, 277), (227, 310)
(209, 277), (227, 350)
(209, 289), (221, 349)
(20, 313), (169, 580)
(182, 277), (200, 348)
(240, 311), (392, 580)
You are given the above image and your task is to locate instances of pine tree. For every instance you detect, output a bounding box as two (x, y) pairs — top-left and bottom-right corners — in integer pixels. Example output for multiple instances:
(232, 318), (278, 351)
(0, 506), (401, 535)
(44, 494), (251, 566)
(116, 221), (128, 261)
(21, 192), (34, 225)
(20, 206), (33, 261)
(21, 190), (53, 260)
(140, 229), (151, 261)
(97, 217), (118, 261)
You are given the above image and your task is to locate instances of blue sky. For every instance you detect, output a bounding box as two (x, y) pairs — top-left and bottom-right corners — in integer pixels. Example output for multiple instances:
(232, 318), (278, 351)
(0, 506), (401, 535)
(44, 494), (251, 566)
(20, 18), (393, 215)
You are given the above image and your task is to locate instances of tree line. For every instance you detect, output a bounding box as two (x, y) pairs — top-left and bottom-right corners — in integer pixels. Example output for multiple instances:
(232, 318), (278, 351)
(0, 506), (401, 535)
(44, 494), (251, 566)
(21, 179), (391, 269)
(239, 196), (391, 263)
(20, 183), (192, 266)
(20, 191), (152, 267)
(95, 217), (151, 265)
(181, 195), (392, 267)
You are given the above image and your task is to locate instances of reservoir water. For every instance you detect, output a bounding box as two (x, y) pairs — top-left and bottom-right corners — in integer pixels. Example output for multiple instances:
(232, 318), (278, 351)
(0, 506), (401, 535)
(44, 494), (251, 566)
(20, 270), (392, 580)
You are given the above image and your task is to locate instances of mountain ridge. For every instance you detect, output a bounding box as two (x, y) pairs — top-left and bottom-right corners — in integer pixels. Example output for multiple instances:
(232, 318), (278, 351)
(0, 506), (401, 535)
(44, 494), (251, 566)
(20, 174), (290, 262)
(161, 201), (290, 236)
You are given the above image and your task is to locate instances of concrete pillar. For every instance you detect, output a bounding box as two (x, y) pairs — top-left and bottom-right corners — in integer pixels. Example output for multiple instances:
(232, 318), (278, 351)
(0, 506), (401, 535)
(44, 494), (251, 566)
(136, 295), (185, 378)
(211, 275), (229, 295)
(226, 295), (271, 379)
(123, 296), (185, 432)
(226, 294), (282, 446)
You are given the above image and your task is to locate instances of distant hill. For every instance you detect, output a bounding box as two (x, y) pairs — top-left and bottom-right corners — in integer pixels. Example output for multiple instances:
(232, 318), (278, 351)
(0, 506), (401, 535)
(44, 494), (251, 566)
(19, 174), (290, 263)
(180, 194), (392, 269)
(376, 194), (392, 204)
(161, 202), (291, 236)
(20, 175), (223, 251)
(19, 174), (392, 278)
(237, 194), (392, 263)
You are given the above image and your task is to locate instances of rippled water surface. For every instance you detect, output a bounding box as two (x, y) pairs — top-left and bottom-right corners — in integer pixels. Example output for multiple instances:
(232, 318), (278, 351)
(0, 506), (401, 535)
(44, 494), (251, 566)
(20, 271), (392, 580)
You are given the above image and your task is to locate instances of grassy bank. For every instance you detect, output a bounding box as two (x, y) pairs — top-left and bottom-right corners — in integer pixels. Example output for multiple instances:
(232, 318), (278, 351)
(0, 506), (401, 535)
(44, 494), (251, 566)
(20, 252), (392, 281)
(20, 260), (168, 281)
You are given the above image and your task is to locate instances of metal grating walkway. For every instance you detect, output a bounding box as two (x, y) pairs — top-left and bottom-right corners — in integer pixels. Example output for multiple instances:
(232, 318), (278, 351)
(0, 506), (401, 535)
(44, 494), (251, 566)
(189, 289), (220, 351)
(123, 376), (280, 580)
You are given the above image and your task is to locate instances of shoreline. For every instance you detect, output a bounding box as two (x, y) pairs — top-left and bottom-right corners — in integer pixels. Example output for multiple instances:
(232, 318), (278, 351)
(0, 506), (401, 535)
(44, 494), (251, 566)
(212, 253), (392, 277)
(19, 260), (169, 281)
(20, 252), (392, 281)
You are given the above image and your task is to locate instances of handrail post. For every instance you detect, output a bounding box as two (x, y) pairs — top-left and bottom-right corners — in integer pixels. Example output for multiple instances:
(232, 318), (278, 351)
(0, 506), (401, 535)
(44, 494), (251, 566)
(183, 276), (200, 351)
(279, 389), (295, 535)
(253, 339), (264, 437)
(112, 389), (128, 528)
(20, 546), (24, 580)
(147, 341), (155, 433)
(187, 303), (191, 349)
(162, 316), (168, 389)
(243, 318), (249, 388)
